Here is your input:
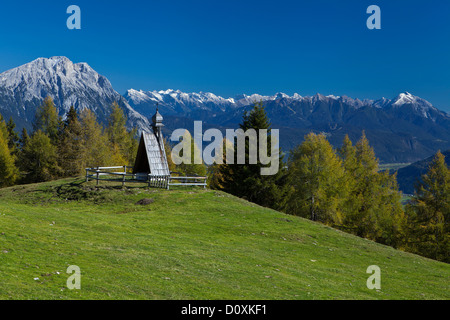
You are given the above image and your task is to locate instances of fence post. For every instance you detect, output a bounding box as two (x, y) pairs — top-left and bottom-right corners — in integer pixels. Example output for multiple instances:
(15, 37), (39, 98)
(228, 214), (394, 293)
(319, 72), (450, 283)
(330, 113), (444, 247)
(96, 167), (99, 186)
(85, 168), (89, 182)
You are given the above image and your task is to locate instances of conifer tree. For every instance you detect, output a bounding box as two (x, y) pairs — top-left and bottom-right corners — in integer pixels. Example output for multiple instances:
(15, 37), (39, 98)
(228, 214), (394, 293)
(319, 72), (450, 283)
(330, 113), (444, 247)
(173, 130), (207, 177)
(33, 96), (61, 144)
(162, 136), (176, 172)
(6, 117), (20, 155)
(337, 135), (359, 226)
(218, 102), (286, 209)
(106, 102), (137, 165)
(58, 106), (84, 177)
(19, 128), (30, 150)
(338, 132), (404, 246)
(79, 109), (110, 168)
(405, 151), (449, 262)
(283, 133), (345, 224)
(207, 138), (231, 189)
(21, 130), (59, 183)
(0, 117), (18, 187)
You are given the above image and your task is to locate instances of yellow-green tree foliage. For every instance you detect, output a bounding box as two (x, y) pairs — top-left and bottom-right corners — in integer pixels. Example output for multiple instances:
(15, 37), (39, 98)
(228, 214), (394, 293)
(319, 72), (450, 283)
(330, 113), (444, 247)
(173, 130), (207, 177)
(338, 132), (404, 247)
(283, 133), (346, 225)
(58, 106), (84, 177)
(21, 130), (59, 183)
(207, 137), (233, 189)
(33, 96), (61, 144)
(162, 136), (176, 172)
(106, 102), (138, 165)
(405, 151), (449, 262)
(79, 109), (111, 168)
(0, 116), (18, 187)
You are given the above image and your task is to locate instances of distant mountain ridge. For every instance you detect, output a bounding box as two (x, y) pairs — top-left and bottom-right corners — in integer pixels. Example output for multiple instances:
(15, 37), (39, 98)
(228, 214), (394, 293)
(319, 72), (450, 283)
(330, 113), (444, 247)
(396, 150), (450, 194)
(125, 88), (446, 119)
(125, 89), (450, 163)
(0, 56), (449, 163)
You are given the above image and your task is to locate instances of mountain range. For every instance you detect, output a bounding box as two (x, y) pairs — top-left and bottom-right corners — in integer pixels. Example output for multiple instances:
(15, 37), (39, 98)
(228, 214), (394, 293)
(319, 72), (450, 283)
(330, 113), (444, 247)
(396, 149), (450, 194)
(0, 56), (449, 163)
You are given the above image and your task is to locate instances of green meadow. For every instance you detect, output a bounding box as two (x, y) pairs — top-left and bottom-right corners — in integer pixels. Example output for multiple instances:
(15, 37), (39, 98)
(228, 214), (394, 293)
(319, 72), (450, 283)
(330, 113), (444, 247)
(0, 178), (448, 299)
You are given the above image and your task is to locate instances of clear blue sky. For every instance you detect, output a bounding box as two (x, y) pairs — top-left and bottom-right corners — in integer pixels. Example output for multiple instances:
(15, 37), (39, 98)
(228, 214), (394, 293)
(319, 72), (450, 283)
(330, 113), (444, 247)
(1, 0), (450, 112)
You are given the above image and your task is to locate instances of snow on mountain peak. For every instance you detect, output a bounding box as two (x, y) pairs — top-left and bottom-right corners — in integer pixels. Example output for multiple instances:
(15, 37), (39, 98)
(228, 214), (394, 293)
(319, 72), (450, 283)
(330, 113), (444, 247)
(393, 92), (434, 108)
(0, 56), (150, 131)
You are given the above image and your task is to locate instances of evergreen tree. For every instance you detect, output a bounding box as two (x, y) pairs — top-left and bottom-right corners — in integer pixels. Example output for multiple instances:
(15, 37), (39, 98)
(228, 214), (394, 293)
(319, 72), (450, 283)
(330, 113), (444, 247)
(0, 118), (18, 187)
(283, 133), (345, 224)
(79, 109), (111, 168)
(405, 151), (449, 262)
(127, 127), (139, 166)
(338, 132), (404, 246)
(6, 117), (20, 155)
(174, 130), (207, 176)
(19, 128), (30, 151)
(33, 96), (61, 144)
(58, 106), (84, 177)
(218, 102), (286, 209)
(21, 130), (59, 183)
(162, 136), (176, 172)
(106, 102), (137, 165)
(337, 135), (359, 226)
(207, 138), (231, 189)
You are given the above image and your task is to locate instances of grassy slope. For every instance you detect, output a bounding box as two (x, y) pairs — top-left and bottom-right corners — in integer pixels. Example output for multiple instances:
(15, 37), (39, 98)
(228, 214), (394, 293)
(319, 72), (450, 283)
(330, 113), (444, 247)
(0, 178), (448, 300)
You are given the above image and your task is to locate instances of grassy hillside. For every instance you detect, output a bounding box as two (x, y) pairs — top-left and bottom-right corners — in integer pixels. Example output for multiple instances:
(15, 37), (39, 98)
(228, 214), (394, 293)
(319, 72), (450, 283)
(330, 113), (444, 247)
(0, 178), (448, 300)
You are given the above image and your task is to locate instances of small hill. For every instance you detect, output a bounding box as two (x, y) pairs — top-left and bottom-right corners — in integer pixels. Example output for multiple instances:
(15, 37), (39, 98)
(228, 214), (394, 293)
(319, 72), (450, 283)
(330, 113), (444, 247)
(0, 178), (448, 299)
(396, 150), (450, 195)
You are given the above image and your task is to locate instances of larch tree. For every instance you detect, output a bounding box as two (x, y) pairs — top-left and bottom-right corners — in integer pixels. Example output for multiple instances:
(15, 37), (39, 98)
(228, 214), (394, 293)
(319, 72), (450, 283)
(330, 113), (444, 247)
(19, 128), (30, 151)
(6, 117), (20, 156)
(106, 102), (137, 165)
(283, 132), (345, 225)
(79, 109), (111, 168)
(20, 130), (59, 183)
(33, 96), (61, 144)
(172, 129), (207, 177)
(405, 151), (449, 262)
(0, 117), (18, 187)
(162, 136), (176, 173)
(58, 106), (84, 177)
(338, 132), (404, 246)
(207, 137), (232, 190)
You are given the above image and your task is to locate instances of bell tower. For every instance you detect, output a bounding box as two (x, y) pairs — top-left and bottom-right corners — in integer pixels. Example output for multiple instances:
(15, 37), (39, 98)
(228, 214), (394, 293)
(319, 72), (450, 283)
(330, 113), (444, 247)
(152, 103), (164, 137)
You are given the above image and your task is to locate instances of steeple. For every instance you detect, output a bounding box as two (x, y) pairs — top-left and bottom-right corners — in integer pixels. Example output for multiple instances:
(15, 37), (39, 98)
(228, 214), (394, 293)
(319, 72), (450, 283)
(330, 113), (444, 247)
(152, 103), (164, 136)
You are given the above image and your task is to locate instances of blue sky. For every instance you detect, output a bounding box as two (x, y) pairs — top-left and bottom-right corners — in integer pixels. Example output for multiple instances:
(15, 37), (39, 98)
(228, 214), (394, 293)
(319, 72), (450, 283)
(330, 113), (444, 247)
(0, 0), (450, 112)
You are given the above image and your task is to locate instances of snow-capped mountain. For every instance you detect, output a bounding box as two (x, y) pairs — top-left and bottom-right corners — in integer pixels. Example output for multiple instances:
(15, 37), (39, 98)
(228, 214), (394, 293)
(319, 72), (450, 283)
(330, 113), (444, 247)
(125, 88), (447, 121)
(125, 88), (450, 162)
(0, 56), (448, 163)
(0, 56), (149, 131)
(389, 92), (440, 120)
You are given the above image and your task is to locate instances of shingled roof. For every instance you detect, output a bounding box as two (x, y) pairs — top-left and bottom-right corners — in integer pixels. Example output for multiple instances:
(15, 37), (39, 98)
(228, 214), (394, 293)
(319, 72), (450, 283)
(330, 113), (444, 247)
(133, 107), (170, 176)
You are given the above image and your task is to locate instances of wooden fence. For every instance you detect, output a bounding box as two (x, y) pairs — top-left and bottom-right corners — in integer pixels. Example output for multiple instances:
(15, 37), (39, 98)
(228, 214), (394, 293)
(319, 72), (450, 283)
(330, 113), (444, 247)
(85, 166), (206, 190)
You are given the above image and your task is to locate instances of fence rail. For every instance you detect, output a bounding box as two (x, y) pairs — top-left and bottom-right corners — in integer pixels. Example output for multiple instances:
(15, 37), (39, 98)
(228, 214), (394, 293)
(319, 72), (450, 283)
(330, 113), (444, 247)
(85, 166), (207, 190)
